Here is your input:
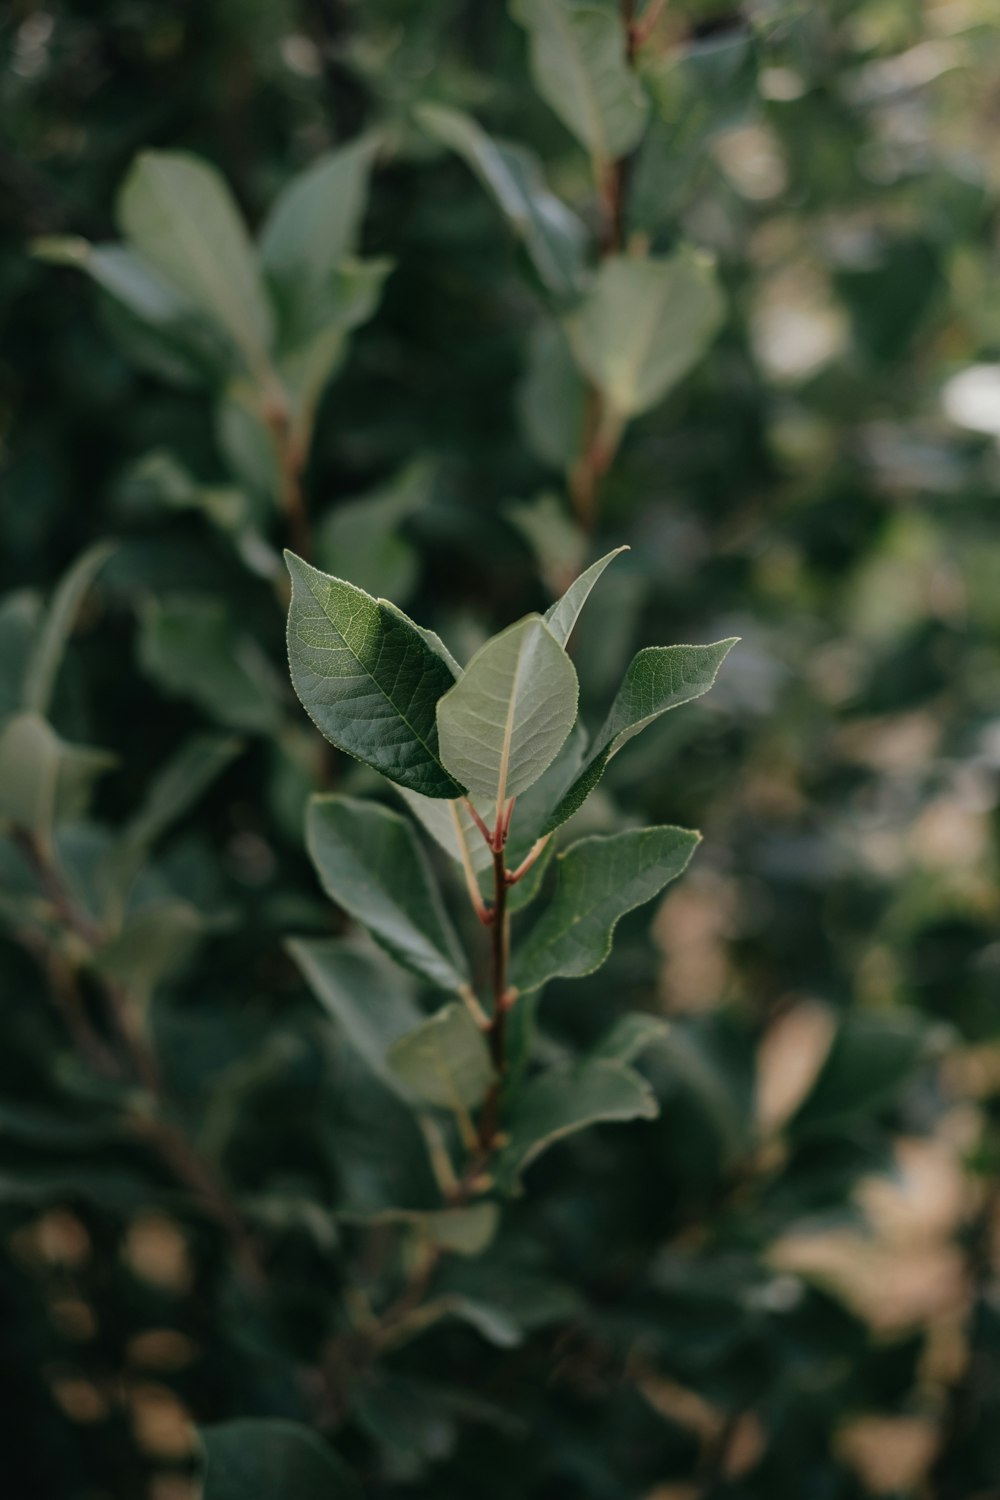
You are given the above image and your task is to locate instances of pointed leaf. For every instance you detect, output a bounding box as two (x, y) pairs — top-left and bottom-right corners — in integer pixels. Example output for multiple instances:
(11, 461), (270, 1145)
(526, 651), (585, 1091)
(436, 615), (578, 817)
(22, 542), (115, 716)
(288, 936), (423, 1094)
(286, 552), (463, 797)
(259, 136), (376, 342)
(200, 1419), (360, 1500)
(591, 1012), (670, 1064)
(117, 151), (273, 373)
(543, 546), (628, 647)
(389, 1002), (495, 1112)
(0, 712), (115, 835)
(510, 0), (649, 168)
(512, 826), (700, 993)
(417, 103), (586, 299)
(543, 638), (738, 833)
(497, 1058), (658, 1190)
(33, 238), (236, 384)
(567, 249), (723, 418)
(307, 795), (470, 994)
(338, 1203), (499, 1256)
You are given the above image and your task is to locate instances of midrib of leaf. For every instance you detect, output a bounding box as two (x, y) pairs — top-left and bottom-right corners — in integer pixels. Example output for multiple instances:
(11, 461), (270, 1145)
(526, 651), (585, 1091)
(140, 157), (268, 373)
(612, 268), (673, 417)
(495, 632), (534, 817)
(306, 571), (449, 778)
(549, 3), (608, 171)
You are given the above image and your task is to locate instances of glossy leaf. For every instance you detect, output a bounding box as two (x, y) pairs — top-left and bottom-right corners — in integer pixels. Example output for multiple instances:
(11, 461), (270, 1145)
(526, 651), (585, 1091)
(306, 795), (470, 995)
(389, 1002), (495, 1112)
(285, 553), (462, 797)
(497, 1058), (658, 1190)
(510, 0), (649, 169)
(543, 638), (738, 832)
(417, 103), (586, 299)
(436, 615), (578, 816)
(511, 826), (700, 992)
(117, 151), (273, 374)
(567, 249), (723, 418)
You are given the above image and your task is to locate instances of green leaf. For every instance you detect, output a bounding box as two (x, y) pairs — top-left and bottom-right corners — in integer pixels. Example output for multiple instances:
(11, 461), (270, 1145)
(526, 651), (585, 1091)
(416, 103), (586, 299)
(33, 238), (236, 385)
(288, 936), (423, 1091)
(338, 1203), (499, 1256)
(497, 1058), (658, 1190)
(436, 615), (578, 818)
(543, 638), (738, 833)
(789, 1013), (938, 1139)
(101, 734), (242, 917)
(259, 136), (376, 343)
(0, 591), (42, 718)
(397, 790), (493, 879)
(591, 1012), (670, 1063)
(94, 898), (205, 1012)
(137, 597), (283, 735)
(200, 1419), (360, 1500)
(306, 795), (471, 995)
(510, 0), (649, 170)
(511, 825), (700, 993)
(567, 249), (723, 419)
(22, 541), (115, 716)
(285, 552), (463, 797)
(543, 546), (628, 647)
(117, 151), (273, 376)
(0, 713), (115, 835)
(516, 325), (587, 472)
(389, 1002), (495, 1112)
(317, 461), (431, 602)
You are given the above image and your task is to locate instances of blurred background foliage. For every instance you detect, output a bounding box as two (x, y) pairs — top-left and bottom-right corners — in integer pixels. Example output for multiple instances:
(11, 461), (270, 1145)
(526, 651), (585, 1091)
(2, 0), (1000, 1496)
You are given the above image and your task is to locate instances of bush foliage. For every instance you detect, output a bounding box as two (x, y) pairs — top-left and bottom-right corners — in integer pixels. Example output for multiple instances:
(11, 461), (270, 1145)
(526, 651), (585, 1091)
(2, 2), (1000, 1497)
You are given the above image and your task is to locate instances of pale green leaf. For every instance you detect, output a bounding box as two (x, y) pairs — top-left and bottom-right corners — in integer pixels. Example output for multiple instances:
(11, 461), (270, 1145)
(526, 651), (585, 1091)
(436, 615), (578, 818)
(117, 151), (273, 374)
(543, 638), (738, 833)
(567, 249), (723, 418)
(591, 1012), (670, 1064)
(510, 0), (649, 168)
(416, 103), (586, 299)
(396, 789), (493, 878)
(516, 324), (587, 472)
(306, 795), (470, 995)
(138, 597), (284, 735)
(288, 936), (423, 1091)
(259, 136), (376, 341)
(101, 734), (242, 917)
(286, 553), (463, 797)
(543, 546), (628, 647)
(22, 542), (115, 716)
(389, 1002), (495, 1112)
(0, 712), (115, 835)
(200, 1419), (360, 1500)
(337, 1203), (499, 1256)
(94, 899), (205, 1013)
(497, 1058), (658, 1190)
(511, 825), (700, 992)
(32, 238), (236, 384)
(317, 461), (432, 602)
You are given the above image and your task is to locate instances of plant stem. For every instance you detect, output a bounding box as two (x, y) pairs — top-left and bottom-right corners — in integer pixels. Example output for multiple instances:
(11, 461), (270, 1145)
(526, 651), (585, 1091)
(262, 388), (312, 561)
(12, 825), (266, 1288)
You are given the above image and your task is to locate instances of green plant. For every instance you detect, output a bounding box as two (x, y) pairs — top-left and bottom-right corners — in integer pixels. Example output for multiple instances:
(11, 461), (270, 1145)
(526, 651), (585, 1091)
(284, 546), (736, 1233)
